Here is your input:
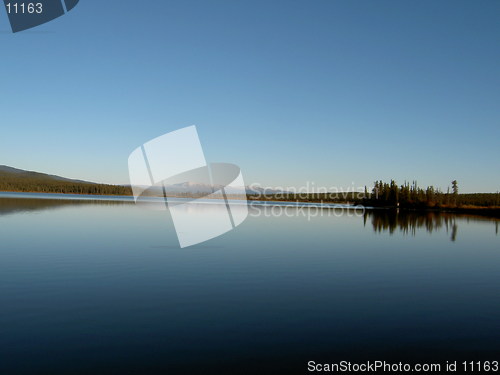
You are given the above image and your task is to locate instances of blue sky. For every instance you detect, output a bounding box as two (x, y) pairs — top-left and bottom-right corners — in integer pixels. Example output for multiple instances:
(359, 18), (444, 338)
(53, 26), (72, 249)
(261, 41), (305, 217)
(0, 0), (499, 192)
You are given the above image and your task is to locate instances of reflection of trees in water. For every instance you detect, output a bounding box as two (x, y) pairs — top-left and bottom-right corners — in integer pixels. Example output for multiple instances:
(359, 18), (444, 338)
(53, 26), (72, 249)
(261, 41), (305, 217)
(451, 223), (458, 242)
(364, 210), (498, 242)
(0, 198), (130, 216)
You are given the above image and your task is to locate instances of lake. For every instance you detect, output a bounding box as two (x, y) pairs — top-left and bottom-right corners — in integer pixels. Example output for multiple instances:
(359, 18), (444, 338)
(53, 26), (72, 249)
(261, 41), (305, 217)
(1, 193), (499, 374)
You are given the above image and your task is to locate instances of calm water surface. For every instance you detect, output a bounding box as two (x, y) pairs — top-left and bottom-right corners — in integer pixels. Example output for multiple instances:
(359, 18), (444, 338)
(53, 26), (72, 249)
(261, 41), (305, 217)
(0, 194), (499, 374)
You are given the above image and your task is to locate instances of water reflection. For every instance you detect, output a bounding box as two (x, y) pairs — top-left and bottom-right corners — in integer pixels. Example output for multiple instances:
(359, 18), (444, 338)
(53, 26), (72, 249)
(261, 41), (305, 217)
(0, 197), (130, 216)
(364, 210), (498, 241)
(1, 195), (499, 244)
(1, 195), (500, 373)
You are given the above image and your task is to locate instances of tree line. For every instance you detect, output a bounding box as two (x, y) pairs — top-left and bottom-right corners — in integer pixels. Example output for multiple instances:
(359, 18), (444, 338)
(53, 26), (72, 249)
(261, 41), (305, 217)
(365, 180), (499, 208)
(0, 174), (132, 196)
(2, 172), (498, 209)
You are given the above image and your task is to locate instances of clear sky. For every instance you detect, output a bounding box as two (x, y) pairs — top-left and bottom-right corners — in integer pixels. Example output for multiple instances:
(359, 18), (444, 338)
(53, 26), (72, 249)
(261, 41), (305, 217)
(0, 0), (499, 192)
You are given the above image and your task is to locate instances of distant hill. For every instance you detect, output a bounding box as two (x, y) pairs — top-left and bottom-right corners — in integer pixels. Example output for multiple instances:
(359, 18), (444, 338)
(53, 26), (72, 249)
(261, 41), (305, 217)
(0, 165), (289, 197)
(0, 165), (132, 196)
(0, 165), (94, 184)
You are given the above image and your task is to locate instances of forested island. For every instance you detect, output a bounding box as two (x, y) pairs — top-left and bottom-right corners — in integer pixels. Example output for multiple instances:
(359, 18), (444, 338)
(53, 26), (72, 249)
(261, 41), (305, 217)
(248, 180), (498, 206)
(362, 180), (499, 208)
(247, 180), (499, 217)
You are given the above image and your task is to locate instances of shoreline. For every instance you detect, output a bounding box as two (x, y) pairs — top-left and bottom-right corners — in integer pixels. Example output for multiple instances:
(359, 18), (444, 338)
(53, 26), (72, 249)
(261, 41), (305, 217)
(1, 190), (499, 218)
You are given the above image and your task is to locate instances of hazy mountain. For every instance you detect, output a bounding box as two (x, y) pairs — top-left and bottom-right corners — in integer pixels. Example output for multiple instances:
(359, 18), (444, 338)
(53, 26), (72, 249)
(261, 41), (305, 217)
(159, 182), (285, 196)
